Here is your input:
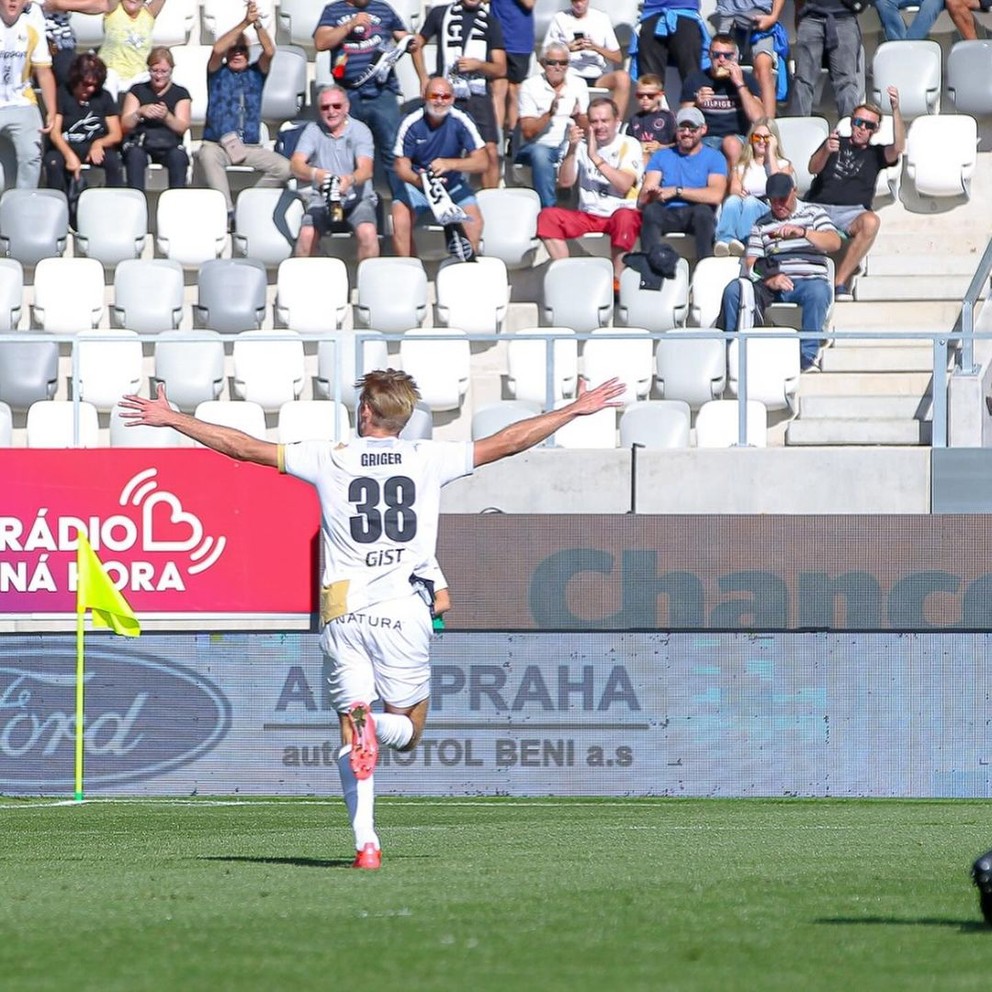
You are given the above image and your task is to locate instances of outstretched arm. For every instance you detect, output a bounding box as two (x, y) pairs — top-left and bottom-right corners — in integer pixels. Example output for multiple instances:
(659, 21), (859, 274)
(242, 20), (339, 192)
(119, 384), (279, 467)
(472, 377), (625, 468)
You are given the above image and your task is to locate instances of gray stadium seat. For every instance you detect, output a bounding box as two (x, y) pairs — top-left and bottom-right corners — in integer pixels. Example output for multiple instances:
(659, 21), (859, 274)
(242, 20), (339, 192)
(74, 187), (147, 265)
(26, 399), (99, 447)
(655, 329), (728, 408)
(476, 187), (541, 269)
(232, 187), (303, 267)
(109, 400), (189, 447)
(0, 339), (58, 409)
(112, 258), (185, 333)
(154, 330), (226, 410)
(471, 400), (541, 440)
(542, 257), (614, 333)
(315, 332), (390, 408)
(0, 257), (22, 329)
(0, 189), (69, 265)
(617, 257), (690, 331)
(194, 258), (268, 333)
(261, 45), (308, 123)
(355, 257), (429, 334)
(619, 400), (692, 449)
(399, 401), (433, 440)
(869, 40), (941, 118)
(947, 41), (992, 115)
(0, 399), (11, 445)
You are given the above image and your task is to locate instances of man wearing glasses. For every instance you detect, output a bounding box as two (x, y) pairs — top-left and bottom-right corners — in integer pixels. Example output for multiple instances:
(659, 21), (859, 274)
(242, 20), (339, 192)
(314, 0), (415, 197)
(804, 88), (904, 299)
(288, 85), (379, 261)
(391, 76), (488, 257)
(514, 42), (590, 208)
(637, 106), (728, 260)
(626, 74), (676, 163)
(197, 2), (290, 226)
(680, 35), (763, 169)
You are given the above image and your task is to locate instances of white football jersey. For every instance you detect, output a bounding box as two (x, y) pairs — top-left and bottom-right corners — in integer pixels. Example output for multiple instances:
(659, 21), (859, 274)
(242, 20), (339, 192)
(280, 436), (474, 620)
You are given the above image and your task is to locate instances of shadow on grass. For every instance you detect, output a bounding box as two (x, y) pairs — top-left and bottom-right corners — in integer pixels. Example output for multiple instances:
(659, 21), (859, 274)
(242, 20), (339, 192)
(817, 916), (988, 933)
(199, 855), (354, 869)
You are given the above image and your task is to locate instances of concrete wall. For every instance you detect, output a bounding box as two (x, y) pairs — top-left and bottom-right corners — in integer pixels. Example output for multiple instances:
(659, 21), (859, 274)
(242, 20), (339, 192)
(441, 447), (932, 514)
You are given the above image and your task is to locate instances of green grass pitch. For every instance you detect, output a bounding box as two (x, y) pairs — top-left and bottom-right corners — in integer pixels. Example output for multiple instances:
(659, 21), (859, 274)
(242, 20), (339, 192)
(1, 796), (990, 992)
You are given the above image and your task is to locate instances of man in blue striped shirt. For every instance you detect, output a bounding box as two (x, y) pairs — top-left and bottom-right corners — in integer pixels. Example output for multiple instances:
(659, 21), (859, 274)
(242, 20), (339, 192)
(719, 171), (841, 370)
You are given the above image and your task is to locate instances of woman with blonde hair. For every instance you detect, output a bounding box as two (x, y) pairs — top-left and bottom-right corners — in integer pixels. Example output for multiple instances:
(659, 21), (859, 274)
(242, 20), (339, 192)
(714, 117), (793, 256)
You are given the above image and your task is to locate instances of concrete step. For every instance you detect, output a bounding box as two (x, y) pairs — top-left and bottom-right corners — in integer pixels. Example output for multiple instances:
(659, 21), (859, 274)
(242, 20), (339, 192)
(830, 299), (961, 330)
(868, 228), (992, 254)
(798, 394), (932, 419)
(854, 274), (989, 302)
(786, 418), (931, 446)
(863, 253), (982, 277)
(820, 345), (941, 373)
(797, 370), (933, 396)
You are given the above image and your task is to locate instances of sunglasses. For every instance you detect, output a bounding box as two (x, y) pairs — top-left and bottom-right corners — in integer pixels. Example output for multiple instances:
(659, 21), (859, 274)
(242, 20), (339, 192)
(851, 116), (879, 131)
(228, 46), (248, 55)
(320, 102), (345, 110)
(544, 59), (570, 67)
(635, 91), (661, 99)
(677, 123), (701, 132)
(427, 92), (454, 101)
(710, 50), (737, 60)
(751, 134), (771, 143)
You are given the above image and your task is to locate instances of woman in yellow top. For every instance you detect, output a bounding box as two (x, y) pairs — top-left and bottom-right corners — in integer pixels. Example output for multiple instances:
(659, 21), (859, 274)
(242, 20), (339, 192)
(50, 0), (168, 98)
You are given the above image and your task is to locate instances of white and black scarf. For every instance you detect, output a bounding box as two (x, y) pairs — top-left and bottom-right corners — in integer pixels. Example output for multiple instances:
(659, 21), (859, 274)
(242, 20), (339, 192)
(438, 2), (491, 98)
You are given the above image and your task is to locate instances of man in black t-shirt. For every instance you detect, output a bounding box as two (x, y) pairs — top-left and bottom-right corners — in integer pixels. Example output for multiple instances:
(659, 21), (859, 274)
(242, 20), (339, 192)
(680, 34), (763, 169)
(805, 88), (904, 299)
(414, 0), (506, 189)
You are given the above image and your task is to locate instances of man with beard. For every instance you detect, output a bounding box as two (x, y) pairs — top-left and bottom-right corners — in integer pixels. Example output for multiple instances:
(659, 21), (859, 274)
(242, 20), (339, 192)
(637, 106), (727, 260)
(414, 0), (506, 190)
(391, 75), (487, 258)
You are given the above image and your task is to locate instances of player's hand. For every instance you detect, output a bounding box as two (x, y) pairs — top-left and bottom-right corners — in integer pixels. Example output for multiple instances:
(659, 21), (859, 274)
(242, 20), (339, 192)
(826, 129), (840, 153)
(119, 383), (175, 427)
(571, 376), (626, 415)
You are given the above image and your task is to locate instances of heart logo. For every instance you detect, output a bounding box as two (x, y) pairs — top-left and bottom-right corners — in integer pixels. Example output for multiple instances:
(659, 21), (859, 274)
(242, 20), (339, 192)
(142, 491), (204, 552)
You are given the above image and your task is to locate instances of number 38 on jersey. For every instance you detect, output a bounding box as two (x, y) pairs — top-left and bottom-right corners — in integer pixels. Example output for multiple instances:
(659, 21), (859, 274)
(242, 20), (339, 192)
(348, 475), (418, 548)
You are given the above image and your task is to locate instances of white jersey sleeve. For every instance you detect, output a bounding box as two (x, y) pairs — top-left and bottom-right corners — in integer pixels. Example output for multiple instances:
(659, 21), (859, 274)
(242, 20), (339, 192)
(281, 437), (473, 621)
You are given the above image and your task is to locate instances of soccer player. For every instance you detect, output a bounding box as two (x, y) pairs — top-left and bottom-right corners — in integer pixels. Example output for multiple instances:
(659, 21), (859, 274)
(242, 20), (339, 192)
(119, 370), (624, 869)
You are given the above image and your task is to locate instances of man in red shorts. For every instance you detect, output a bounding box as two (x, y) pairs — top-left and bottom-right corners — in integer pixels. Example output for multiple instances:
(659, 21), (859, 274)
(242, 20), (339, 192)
(536, 96), (643, 290)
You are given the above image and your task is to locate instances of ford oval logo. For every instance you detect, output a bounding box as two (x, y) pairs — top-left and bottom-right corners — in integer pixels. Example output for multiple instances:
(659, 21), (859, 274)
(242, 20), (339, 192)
(0, 639), (231, 791)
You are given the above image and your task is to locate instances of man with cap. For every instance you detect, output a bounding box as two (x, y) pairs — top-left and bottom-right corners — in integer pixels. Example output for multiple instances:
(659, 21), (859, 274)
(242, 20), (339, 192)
(718, 171), (841, 371)
(536, 96), (643, 291)
(637, 105), (728, 260)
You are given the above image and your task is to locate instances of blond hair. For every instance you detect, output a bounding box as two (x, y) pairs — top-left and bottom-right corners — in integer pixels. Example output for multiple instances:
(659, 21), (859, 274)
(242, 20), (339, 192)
(357, 369), (421, 434)
(733, 117), (790, 183)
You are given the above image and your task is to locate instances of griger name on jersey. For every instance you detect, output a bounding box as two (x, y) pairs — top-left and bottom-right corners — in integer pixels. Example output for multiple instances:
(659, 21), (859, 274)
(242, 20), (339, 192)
(361, 452), (403, 466)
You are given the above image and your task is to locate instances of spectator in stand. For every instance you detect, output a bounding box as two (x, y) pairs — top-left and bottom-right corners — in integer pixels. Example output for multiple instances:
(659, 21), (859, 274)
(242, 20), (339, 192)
(196, 3), (291, 228)
(391, 76), (487, 258)
(120, 47), (191, 190)
(514, 43), (590, 209)
(712, 0), (788, 117)
(289, 85), (378, 261)
(788, 0), (862, 119)
(89, 0), (169, 100)
(713, 117), (791, 256)
(681, 34), (763, 168)
(544, 0), (630, 119)
(805, 88), (904, 300)
(0, 0), (56, 189)
(626, 73), (676, 164)
(314, 0), (415, 198)
(537, 97), (643, 288)
(630, 0), (708, 88)
(44, 53), (124, 193)
(414, 0), (507, 190)
(875, 0), (945, 40)
(945, 0), (987, 39)
(637, 106), (728, 259)
(718, 172), (840, 370)
(490, 0), (534, 144)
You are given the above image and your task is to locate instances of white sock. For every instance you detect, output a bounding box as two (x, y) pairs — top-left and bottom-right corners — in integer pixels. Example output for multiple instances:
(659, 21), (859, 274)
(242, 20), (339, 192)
(337, 746), (378, 851)
(375, 712), (414, 749)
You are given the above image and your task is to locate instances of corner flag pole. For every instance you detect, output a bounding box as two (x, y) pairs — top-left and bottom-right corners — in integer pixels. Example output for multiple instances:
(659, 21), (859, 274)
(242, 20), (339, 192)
(75, 532), (141, 802)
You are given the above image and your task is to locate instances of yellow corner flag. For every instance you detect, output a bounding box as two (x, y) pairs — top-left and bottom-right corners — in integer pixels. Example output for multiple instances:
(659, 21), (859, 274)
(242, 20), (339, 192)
(76, 532), (141, 637)
(75, 532), (140, 802)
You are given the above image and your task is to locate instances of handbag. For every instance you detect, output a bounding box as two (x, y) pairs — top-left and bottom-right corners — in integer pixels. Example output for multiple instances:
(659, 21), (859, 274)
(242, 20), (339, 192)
(219, 130), (247, 165)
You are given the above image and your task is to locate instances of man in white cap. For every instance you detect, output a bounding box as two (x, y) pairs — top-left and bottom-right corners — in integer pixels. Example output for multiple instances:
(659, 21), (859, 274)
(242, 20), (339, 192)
(637, 105), (727, 259)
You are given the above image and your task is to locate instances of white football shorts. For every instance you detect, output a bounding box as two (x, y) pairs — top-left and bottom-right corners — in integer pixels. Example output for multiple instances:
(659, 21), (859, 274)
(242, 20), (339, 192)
(320, 591), (433, 712)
